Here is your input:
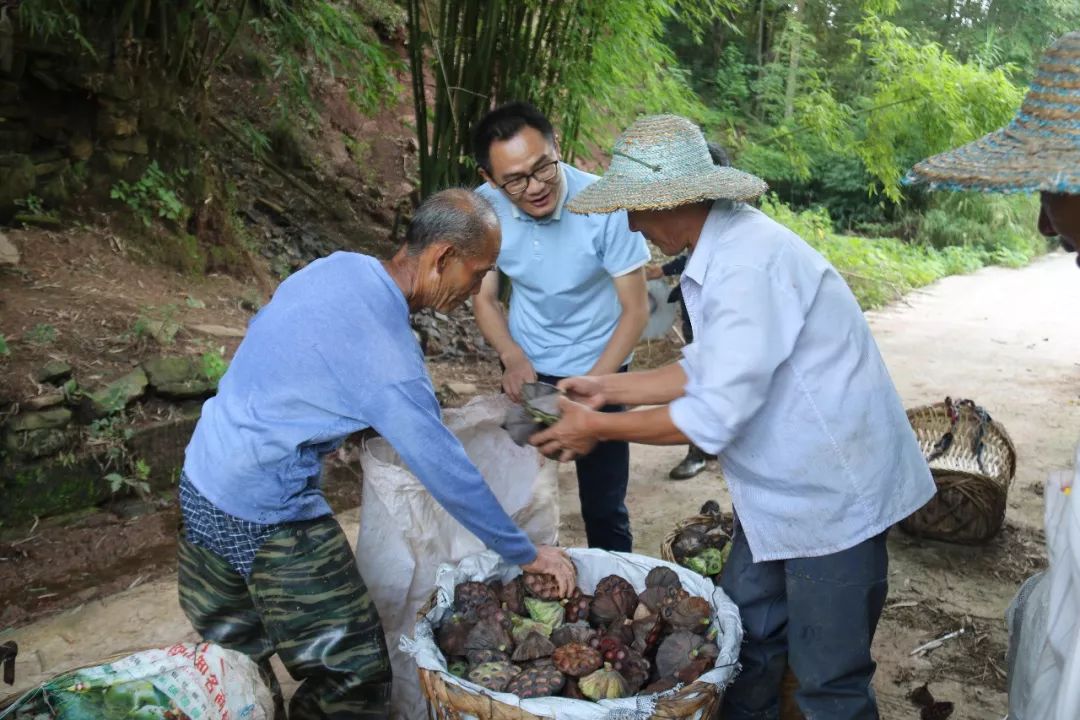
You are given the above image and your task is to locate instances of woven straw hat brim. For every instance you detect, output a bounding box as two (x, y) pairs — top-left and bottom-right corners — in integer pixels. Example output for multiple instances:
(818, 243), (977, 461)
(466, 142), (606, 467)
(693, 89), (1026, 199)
(567, 166), (769, 215)
(906, 30), (1080, 194)
(906, 125), (1080, 194)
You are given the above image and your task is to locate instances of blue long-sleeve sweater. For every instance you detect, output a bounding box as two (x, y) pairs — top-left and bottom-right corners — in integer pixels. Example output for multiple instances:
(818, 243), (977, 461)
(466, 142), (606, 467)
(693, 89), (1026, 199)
(182, 252), (537, 565)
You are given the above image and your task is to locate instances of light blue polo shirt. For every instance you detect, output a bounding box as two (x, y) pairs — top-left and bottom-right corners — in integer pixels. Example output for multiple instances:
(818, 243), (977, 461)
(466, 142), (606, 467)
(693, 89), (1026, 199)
(476, 163), (650, 377)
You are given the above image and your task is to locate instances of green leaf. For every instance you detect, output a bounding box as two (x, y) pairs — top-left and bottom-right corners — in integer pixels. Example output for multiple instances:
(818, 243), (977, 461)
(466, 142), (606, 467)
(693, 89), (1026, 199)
(105, 473), (125, 493)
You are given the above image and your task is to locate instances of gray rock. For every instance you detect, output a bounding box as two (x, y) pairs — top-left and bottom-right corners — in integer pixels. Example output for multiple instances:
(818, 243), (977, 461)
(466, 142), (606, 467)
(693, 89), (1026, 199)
(87, 367), (149, 416)
(188, 323), (245, 338)
(36, 359), (72, 384)
(143, 356), (216, 399)
(5, 428), (73, 459)
(0, 155), (35, 217)
(69, 135), (94, 162)
(39, 172), (71, 207)
(107, 134), (149, 155)
(8, 407), (72, 432)
(33, 158), (70, 177)
(446, 382), (478, 395)
(24, 392), (66, 410)
(0, 232), (19, 266)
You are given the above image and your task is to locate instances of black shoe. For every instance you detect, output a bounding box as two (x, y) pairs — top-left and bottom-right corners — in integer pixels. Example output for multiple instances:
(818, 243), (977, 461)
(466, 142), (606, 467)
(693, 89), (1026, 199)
(669, 446), (708, 480)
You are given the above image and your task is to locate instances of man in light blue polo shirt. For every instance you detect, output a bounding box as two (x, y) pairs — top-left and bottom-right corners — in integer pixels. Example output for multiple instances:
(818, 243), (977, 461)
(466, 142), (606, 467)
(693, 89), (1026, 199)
(472, 101), (649, 552)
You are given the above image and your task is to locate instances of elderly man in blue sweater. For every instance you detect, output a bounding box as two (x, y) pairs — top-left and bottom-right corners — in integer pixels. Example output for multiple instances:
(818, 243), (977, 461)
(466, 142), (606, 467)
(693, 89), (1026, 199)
(176, 189), (575, 720)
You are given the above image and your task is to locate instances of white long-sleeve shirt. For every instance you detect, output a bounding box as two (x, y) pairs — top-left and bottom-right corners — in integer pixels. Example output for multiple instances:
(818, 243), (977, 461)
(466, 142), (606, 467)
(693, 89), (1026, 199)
(669, 201), (935, 562)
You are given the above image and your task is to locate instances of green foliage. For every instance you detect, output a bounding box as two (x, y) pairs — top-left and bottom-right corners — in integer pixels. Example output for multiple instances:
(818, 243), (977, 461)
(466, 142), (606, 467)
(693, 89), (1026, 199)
(16, 1), (402, 128)
(24, 323), (58, 345)
(238, 120), (272, 161)
(15, 193), (46, 216)
(14, 0), (95, 54)
(110, 162), (190, 227)
(759, 194), (1045, 309)
(88, 415), (152, 496)
(406, 0), (732, 196)
(109, 162), (190, 227)
(87, 414), (133, 467)
(249, 0), (402, 118)
(105, 457), (151, 497)
(917, 192), (1048, 266)
(847, 17), (1024, 201)
(201, 347), (229, 383)
(0, 334), (9, 356)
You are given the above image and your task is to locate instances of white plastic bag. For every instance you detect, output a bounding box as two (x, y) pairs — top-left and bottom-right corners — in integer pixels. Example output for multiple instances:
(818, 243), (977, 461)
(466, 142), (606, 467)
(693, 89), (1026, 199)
(401, 548), (743, 720)
(0, 642), (274, 719)
(1006, 442), (1080, 719)
(356, 395), (559, 720)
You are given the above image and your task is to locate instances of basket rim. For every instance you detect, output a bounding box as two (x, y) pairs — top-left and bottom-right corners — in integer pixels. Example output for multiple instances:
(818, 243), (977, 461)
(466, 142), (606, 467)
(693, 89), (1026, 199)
(906, 401), (1017, 450)
(416, 663), (719, 716)
(907, 401), (1017, 481)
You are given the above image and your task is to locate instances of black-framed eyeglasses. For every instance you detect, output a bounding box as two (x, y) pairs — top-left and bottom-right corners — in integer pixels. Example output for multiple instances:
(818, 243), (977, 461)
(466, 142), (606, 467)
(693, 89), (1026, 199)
(499, 160), (560, 197)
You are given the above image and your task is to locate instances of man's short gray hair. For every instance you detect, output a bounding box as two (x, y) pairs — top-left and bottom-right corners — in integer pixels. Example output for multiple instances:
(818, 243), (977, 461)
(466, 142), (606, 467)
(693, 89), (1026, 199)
(406, 189), (499, 257)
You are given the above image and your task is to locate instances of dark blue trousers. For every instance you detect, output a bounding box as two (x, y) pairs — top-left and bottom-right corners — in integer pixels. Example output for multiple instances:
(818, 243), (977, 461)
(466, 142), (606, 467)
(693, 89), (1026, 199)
(720, 520), (889, 720)
(536, 369), (632, 552)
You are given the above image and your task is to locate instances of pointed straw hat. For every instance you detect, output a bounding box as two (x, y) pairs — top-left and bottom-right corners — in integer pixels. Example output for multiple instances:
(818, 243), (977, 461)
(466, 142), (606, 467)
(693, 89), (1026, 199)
(567, 114), (768, 215)
(906, 31), (1080, 194)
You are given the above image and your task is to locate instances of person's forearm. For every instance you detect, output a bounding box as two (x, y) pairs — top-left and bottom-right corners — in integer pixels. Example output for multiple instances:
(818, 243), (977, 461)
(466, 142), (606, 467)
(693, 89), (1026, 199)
(599, 363), (688, 406)
(474, 294), (527, 363)
(588, 304), (648, 376)
(587, 405), (689, 445)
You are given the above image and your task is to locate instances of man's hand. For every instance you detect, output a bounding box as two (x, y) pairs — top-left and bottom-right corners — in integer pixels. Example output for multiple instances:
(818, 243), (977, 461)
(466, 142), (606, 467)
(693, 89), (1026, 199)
(531, 396), (600, 462)
(645, 264), (664, 281)
(501, 349), (537, 404)
(557, 376), (607, 410)
(520, 545), (577, 597)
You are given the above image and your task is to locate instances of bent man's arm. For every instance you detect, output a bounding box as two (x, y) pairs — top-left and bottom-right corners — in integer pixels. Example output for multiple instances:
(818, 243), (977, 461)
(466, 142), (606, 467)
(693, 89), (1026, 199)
(473, 269), (535, 402)
(587, 268), (648, 376)
(368, 377), (538, 565)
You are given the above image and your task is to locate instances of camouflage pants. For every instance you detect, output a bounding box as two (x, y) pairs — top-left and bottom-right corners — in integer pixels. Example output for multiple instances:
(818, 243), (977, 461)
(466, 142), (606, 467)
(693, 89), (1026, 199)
(177, 517), (392, 720)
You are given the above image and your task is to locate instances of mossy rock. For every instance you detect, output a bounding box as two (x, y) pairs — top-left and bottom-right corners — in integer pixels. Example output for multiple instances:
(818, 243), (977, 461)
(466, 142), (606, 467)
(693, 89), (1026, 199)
(143, 356), (216, 399)
(8, 407), (72, 432)
(86, 367), (149, 417)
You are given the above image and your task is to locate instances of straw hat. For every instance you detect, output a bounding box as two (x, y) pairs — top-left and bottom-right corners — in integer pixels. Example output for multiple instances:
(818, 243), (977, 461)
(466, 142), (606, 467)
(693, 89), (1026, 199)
(906, 31), (1080, 194)
(567, 115), (768, 214)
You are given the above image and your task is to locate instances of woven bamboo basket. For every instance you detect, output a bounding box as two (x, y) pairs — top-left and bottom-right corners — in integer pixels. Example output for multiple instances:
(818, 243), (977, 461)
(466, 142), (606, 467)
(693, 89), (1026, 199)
(659, 513), (730, 565)
(661, 512), (805, 720)
(414, 593), (723, 720)
(901, 399), (1017, 544)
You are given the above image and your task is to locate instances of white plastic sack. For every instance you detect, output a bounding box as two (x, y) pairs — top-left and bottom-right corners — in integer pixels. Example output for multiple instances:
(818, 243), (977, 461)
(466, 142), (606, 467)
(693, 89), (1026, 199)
(401, 548), (743, 720)
(357, 395), (560, 720)
(1006, 442), (1080, 720)
(0, 642), (274, 719)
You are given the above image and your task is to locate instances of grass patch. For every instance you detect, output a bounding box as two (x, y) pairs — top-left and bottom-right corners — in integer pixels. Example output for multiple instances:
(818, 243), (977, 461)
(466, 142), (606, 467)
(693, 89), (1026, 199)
(760, 195), (1048, 309)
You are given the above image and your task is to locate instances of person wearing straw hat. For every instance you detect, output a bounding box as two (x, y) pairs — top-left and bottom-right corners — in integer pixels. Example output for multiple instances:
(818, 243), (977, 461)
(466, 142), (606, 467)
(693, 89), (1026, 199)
(471, 101), (650, 553)
(644, 142), (728, 481)
(530, 114), (936, 720)
(908, 31), (1080, 720)
(906, 31), (1080, 266)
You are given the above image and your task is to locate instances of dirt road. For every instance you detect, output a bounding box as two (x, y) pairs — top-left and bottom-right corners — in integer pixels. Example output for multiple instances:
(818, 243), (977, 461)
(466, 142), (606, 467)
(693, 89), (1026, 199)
(4, 253), (1079, 718)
